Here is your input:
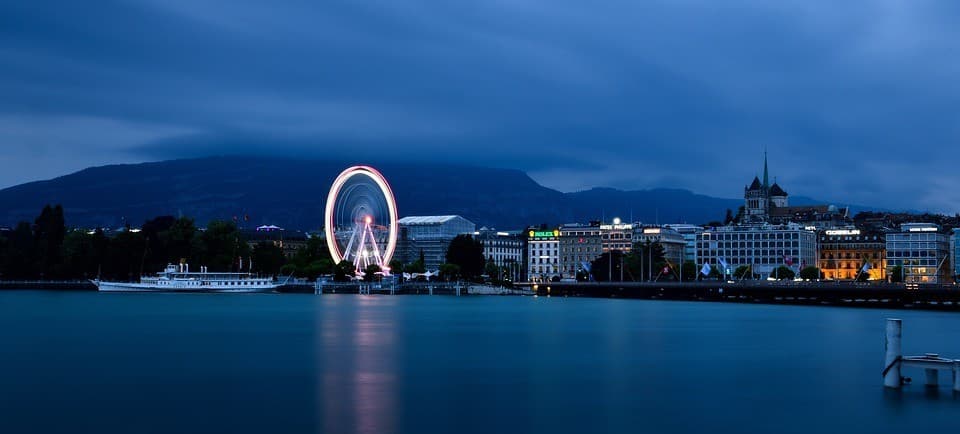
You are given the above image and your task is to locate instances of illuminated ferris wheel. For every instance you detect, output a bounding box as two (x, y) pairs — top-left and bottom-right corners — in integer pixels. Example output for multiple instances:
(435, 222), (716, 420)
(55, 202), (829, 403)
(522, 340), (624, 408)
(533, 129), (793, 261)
(324, 166), (399, 275)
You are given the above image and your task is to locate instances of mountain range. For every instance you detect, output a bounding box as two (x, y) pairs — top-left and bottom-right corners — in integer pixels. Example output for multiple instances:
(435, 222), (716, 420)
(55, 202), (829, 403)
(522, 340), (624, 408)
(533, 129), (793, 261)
(0, 156), (862, 230)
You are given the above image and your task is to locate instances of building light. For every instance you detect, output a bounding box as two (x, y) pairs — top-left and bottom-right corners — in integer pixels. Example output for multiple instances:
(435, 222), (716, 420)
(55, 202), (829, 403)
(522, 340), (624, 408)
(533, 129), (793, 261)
(825, 229), (860, 236)
(643, 228), (661, 234)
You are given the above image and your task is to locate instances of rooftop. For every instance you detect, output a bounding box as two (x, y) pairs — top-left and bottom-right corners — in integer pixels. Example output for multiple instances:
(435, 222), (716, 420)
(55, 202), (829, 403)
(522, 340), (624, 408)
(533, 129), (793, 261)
(398, 215), (465, 225)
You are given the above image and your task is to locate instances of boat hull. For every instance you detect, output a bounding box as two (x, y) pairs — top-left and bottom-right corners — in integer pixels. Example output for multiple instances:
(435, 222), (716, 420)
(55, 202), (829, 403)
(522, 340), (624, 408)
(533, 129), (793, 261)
(94, 281), (278, 293)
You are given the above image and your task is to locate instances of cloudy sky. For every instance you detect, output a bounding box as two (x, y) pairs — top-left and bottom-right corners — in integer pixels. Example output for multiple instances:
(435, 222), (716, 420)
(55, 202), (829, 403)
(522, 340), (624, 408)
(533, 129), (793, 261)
(1, 1), (958, 211)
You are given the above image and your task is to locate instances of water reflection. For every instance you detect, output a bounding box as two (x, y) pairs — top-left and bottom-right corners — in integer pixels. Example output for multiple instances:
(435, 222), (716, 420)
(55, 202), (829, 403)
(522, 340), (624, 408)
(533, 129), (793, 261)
(318, 296), (399, 434)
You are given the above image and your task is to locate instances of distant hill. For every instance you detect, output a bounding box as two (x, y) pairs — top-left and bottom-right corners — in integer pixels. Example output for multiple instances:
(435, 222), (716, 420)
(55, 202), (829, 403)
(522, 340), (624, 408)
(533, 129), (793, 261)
(0, 156), (859, 230)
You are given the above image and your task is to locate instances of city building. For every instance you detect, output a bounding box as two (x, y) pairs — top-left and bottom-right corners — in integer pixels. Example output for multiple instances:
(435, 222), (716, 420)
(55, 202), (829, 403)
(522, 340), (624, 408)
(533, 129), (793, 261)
(818, 228), (886, 281)
(397, 215), (476, 271)
(600, 218), (634, 253)
(559, 223), (602, 279)
(886, 223), (950, 283)
(664, 224), (704, 264)
(953, 229), (960, 280)
(243, 225), (308, 257)
(527, 227), (560, 282)
(742, 152), (786, 222)
(696, 224), (817, 279)
(474, 227), (525, 281)
(633, 225), (687, 267)
(740, 152), (851, 228)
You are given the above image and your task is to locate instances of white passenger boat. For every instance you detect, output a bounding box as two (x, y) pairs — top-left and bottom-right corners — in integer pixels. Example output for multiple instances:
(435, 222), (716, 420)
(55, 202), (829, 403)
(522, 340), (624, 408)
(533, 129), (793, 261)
(94, 263), (281, 293)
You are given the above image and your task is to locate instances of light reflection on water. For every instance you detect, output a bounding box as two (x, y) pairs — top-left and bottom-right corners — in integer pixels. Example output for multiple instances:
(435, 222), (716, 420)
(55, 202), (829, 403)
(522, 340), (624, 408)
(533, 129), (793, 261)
(319, 296), (399, 434)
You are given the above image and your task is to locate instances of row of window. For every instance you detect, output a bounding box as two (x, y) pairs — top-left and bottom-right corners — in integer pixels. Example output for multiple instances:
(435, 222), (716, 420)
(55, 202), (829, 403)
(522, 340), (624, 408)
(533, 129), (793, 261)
(820, 252), (882, 260)
(699, 249), (802, 257)
(704, 232), (805, 240)
(818, 262), (882, 269)
(699, 241), (802, 248)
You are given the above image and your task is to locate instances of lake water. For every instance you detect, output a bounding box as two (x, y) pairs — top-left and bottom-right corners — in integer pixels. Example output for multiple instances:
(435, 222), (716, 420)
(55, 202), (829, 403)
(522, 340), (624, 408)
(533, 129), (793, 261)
(0, 291), (957, 434)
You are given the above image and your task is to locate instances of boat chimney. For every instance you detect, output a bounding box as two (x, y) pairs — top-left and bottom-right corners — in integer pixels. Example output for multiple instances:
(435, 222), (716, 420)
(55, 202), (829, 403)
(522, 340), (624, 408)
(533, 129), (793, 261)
(185, 263), (189, 273)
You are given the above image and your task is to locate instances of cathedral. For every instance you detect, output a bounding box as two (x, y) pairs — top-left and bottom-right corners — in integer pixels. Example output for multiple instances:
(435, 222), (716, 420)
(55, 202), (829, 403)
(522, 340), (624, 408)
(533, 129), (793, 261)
(743, 153), (788, 222)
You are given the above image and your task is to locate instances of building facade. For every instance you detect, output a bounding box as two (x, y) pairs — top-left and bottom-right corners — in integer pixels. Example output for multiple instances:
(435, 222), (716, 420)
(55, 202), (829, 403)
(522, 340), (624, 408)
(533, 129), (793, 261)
(633, 226), (687, 267)
(475, 228), (525, 281)
(664, 224), (704, 264)
(696, 224), (817, 279)
(397, 215), (476, 272)
(527, 228), (560, 282)
(886, 223), (950, 283)
(953, 229), (960, 280)
(818, 228), (886, 281)
(559, 223), (602, 279)
(600, 219), (634, 253)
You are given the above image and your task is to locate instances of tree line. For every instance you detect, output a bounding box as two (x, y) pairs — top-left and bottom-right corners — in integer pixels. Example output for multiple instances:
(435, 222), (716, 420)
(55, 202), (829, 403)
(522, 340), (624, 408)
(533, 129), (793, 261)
(0, 206), (498, 283)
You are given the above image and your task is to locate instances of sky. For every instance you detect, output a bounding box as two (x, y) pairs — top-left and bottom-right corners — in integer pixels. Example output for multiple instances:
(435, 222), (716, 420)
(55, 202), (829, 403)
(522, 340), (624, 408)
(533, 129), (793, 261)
(1, 1), (959, 212)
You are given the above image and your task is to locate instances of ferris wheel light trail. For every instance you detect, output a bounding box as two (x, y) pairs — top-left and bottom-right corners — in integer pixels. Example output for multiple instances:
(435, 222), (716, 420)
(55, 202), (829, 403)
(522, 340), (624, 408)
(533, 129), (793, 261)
(324, 166), (398, 274)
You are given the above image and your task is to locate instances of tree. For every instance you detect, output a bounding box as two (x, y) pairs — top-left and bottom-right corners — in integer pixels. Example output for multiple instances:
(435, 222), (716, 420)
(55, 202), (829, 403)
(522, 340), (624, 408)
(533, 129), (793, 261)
(388, 259), (403, 276)
(288, 236), (334, 279)
(251, 242), (286, 276)
(576, 269), (590, 282)
(799, 266), (822, 281)
(445, 234), (485, 279)
(439, 263), (461, 281)
(34, 204), (66, 278)
(625, 241), (666, 281)
(364, 264), (381, 282)
(681, 260), (698, 282)
(334, 260), (355, 282)
(772, 266), (795, 280)
(724, 209), (735, 225)
(1, 222), (38, 279)
(733, 265), (753, 280)
(590, 251), (626, 282)
(889, 265), (903, 283)
(197, 220), (247, 271)
(484, 259), (500, 282)
(403, 259), (426, 274)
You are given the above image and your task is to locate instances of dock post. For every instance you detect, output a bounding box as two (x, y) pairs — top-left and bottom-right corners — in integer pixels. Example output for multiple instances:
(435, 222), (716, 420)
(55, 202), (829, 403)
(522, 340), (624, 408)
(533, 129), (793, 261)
(884, 318), (902, 388)
(954, 361), (960, 392)
(925, 368), (939, 387)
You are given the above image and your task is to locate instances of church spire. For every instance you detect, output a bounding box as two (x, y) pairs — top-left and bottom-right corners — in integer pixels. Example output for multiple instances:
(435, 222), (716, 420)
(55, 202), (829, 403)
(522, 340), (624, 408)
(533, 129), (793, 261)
(762, 149), (769, 189)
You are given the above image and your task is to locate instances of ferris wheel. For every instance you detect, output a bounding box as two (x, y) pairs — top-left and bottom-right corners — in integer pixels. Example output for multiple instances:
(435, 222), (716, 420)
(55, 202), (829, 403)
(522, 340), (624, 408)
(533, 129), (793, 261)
(324, 166), (399, 275)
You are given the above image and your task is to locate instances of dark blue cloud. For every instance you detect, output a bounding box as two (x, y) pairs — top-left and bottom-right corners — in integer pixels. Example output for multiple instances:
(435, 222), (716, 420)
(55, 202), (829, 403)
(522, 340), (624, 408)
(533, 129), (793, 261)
(1, 1), (959, 212)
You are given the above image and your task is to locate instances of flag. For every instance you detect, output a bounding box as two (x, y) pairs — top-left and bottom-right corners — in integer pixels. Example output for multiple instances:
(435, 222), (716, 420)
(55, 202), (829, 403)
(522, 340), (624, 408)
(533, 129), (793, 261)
(861, 262), (871, 273)
(700, 263), (712, 276)
(783, 255), (794, 266)
(718, 257), (729, 270)
(662, 266), (670, 275)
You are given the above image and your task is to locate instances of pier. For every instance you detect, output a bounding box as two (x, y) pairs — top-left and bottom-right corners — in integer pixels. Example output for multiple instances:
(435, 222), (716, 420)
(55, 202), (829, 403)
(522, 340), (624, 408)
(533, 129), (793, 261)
(523, 281), (960, 310)
(883, 318), (960, 391)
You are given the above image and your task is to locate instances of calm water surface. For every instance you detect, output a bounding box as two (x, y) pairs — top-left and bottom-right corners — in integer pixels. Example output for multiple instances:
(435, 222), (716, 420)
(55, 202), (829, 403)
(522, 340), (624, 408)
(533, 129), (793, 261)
(0, 291), (958, 434)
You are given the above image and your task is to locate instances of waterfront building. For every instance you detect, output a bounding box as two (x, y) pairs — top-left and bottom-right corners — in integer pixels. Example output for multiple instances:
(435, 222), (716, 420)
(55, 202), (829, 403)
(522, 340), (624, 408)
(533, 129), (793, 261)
(818, 228), (886, 281)
(953, 229), (960, 280)
(559, 223), (602, 279)
(634, 225), (686, 267)
(600, 218), (634, 253)
(397, 215), (476, 271)
(664, 224), (704, 263)
(243, 225), (308, 257)
(696, 224), (817, 279)
(527, 227), (560, 282)
(886, 223), (950, 283)
(474, 227), (525, 281)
